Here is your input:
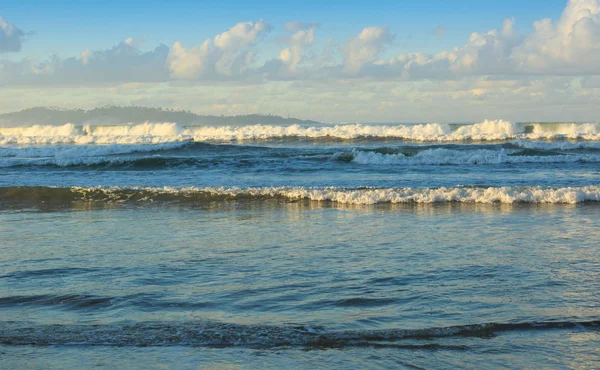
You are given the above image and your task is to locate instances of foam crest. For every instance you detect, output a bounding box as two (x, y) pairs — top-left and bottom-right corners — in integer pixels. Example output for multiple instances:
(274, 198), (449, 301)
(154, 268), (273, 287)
(3, 186), (600, 204)
(187, 123), (453, 141)
(2, 120), (600, 144)
(185, 120), (523, 141)
(0, 123), (192, 145)
(84, 122), (182, 136)
(529, 123), (600, 139)
(0, 142), (190, 167)
(453, 120), (520, 139)
(349, 148), (600, 165)
(0, 123), (82, 138)
(274, 186), (600, 204)
(512, 140), (600, 150)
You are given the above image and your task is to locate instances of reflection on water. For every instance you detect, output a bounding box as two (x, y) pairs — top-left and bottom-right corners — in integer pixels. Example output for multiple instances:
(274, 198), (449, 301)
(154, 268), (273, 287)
(2, 203), (599, 332)
(2, 326), (599, 369)
(1, 195), (593, 215)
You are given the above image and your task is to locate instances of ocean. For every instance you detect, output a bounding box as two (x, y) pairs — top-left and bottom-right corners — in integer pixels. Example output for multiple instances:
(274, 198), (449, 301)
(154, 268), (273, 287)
(1, 119), (599, 369)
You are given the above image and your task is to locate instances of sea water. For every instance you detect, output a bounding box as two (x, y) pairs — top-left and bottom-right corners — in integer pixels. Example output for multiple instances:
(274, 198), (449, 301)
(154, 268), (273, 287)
(1, 120), (599, 369)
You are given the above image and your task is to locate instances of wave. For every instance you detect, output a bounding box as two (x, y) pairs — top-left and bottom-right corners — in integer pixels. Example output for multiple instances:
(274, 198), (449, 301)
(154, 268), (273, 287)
(0, 123), (191, 145)
(511, 140), (600, 151)
(0, 144), (195, 168)
(346, 148), (600, 165)
(0, 154), (201, 168)
(2, 120), (600, 144)
(0, 142), (190, 158)
(1, 320), (597, 348)
(3, 145), (600, 168)
(0, 293), (214, 311)
(2, 186), (600, 204)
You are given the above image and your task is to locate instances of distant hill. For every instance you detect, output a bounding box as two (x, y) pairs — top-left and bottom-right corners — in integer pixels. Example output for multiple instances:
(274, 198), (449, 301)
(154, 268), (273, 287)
(0, 107), (322, 127)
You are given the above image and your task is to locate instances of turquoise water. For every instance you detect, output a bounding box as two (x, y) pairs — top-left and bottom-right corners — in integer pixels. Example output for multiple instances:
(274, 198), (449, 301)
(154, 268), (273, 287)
(1, 121), (600, 369)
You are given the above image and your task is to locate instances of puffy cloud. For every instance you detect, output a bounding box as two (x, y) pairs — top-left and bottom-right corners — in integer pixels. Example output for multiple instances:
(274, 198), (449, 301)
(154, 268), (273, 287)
(513, 0), (600, 73)
(343, 27), (394, 74)
(0, 39), (169, 85)
(278, 23), (317, 72)
(450, 17), (519, 74)
(380, 0), (600, 78)
(0, 20), (271, 85)
(3, 0), (600, 88)
(168, 40), (211, 80)
(169, 20), (270, 79)
(0, 16), (26, 53)
(214, 20), (269, 49)
(371, 17), (519, 80)
(69, 40), (169, 83)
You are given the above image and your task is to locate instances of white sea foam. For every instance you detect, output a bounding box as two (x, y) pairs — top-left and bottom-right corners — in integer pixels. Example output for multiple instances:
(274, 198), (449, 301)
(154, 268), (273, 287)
(0, 142), (189, 167)
(528, 123), (600, 140)
(71, 186), (600, 204)
(187, 122), (454, 141)
(0, 123), (192, 145)
(511, 140), (600, 150)
(185, 119), (528, 141)
(3, 144), (599, 168)
(349, 148), (600, 165)
(0, 142), (188, 159)
(2, 120), (600, 144)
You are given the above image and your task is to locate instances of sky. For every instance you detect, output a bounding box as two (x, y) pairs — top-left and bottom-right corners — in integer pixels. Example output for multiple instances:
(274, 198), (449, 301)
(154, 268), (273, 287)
(1, 0), (599, 122)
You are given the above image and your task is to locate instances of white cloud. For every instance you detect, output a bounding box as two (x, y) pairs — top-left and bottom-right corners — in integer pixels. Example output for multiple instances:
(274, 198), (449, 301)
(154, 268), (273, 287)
(3, 0), (600, 88)
(0, 16), (26, 53)
(0, 39), (169, 85)
(168, 40), (211, 79)
(278, 23), (317, 72)
(513, 0), (600, 73)
(343, 27), (394, 74)
(372, 17), (519, 80)
(214, 20), (269, 49)
(379, 0), (600, 78)
(169, 20), (270, 79)
(450, 17), (519, 74)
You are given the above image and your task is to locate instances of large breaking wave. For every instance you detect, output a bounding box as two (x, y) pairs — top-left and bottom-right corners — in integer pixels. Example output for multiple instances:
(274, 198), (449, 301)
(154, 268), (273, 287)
(2, 120), (600, 144)
(2, 186), (600, 204)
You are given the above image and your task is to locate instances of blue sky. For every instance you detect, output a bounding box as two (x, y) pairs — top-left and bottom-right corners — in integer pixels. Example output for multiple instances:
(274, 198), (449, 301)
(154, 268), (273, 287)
(3, 0), (566, 55)
(1, 0), (599, 122)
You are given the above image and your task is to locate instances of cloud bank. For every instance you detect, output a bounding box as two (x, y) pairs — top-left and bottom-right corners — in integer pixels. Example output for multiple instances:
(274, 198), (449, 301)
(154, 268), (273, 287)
(2, 0), (600, 86)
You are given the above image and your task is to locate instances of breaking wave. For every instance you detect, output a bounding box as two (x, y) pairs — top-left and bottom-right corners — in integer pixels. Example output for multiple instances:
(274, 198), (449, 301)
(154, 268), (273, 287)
(2, 120), (600, 144)
(0, 142), (193, 167)
(0, 123), (190, 145)
(0, 320), (597, 348)
(3, 144), (600, 168)
(346, 148), (600, 165)
(2, 186), (600, 204)
(511, 140), (600, 151)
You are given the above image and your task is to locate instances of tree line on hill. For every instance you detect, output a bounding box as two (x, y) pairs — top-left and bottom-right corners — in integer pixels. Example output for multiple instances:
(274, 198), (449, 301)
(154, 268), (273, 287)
(0, 106), (321, 126)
